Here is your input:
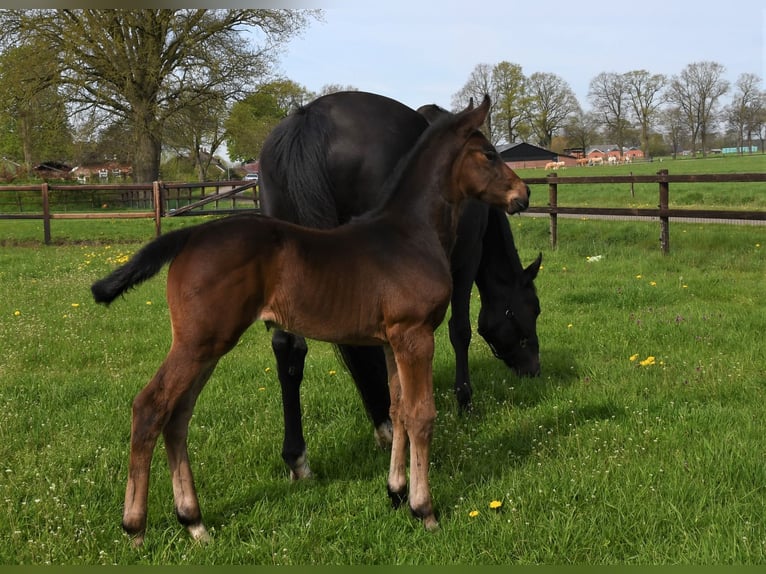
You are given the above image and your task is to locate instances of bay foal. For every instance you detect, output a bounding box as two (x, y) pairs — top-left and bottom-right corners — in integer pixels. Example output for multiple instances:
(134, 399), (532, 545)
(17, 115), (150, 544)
(91, 95), (529, 545)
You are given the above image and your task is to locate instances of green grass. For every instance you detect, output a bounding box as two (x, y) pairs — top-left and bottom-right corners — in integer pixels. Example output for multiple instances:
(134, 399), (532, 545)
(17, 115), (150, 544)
(0, 215), (764, 565)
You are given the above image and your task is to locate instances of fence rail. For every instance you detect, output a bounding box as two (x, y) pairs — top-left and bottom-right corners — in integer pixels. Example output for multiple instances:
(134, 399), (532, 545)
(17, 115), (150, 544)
(1, 171), (764, 252)
(522, 170), (766, 253)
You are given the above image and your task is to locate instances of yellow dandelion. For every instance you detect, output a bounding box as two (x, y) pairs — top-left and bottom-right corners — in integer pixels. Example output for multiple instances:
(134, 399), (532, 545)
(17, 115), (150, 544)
(258, 387), (266, 392)
(629, 353), (639, 362)
(639, 356), (656, 367)
(264, 367), (271, 373)
(567, 323), (573, 329)
(649, 281), (657, 286)
(489, 500), (503, 510)
(145, 301), (152, 305)
(71, 303), (80, 308)
(469, 510), (479, 518)
(14, 310), (21, 316)
(328, 370), (337, 376)
(635, 274), (642, 279)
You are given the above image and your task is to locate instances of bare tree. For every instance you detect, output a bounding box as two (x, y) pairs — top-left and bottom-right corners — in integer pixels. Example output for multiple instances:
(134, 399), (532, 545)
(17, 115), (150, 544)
(588, 72), (631, 156)
(564, 110), (600, 155)
(491, 61), (528, 145)
(623, 70), (666, 158)
(0, 9), (319, 182)
(724, 73), (764, 153)
(667, 61), (729, 157)
(526, 72), (580, 148)
(659, 106), (689, 159)
(451, 63), (496, 142)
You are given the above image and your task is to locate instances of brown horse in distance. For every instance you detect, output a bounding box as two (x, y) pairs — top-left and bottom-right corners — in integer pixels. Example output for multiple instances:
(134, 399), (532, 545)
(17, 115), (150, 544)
(91, 95), (529, 545)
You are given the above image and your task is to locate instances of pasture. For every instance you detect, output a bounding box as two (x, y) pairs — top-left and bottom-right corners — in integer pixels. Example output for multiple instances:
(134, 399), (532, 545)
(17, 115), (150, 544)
(1, 213), (764, 565)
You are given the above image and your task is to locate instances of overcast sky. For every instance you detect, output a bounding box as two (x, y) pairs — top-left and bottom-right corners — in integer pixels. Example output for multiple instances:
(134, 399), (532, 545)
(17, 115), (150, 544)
(273, 0), (765, 110)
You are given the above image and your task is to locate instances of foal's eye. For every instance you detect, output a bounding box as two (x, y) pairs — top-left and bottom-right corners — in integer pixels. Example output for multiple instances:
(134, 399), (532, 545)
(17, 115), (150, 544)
(519, 338), (528, 349)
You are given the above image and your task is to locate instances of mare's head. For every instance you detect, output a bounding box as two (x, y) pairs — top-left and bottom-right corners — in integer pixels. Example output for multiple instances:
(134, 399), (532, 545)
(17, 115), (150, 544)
(449, 95), (530, 214)
(478, 253), (543, 377)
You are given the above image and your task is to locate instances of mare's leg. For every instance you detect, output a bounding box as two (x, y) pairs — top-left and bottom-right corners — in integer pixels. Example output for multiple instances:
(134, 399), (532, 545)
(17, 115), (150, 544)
(123, 349), (218, 546)
(386, 328), (438, 531)
(336, 344), (393, 448)
(271, 329), (311, 479)
(448, 260), (481, 412)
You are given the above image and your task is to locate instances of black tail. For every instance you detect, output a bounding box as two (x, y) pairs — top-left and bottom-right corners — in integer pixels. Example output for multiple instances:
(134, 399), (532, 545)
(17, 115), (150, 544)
(91, 226), (195, 305)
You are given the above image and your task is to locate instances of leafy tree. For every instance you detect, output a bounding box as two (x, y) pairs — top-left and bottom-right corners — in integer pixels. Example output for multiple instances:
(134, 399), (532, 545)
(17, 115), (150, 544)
(526, 72), (580, 147)
(0, 9), (320, 182)
(0, 43), (72, 170)
(564, 109), (599, 155)
(666, 61), (729, 157)
(491, 61), (528, 144)
(224, 79), (312, 163)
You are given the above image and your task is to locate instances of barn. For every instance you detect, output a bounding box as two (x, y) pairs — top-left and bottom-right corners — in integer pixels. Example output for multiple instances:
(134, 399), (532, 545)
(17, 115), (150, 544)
(499, 142), (577, 169)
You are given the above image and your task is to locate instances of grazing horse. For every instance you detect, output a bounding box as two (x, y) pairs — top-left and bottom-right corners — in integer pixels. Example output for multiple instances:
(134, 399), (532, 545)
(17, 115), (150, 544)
(260, 91), (541, 480)
(91, 96), (530, 545)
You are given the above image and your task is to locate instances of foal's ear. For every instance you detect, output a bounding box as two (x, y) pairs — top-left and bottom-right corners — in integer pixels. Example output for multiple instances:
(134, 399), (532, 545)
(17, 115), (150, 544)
(458, 94), (491, 134)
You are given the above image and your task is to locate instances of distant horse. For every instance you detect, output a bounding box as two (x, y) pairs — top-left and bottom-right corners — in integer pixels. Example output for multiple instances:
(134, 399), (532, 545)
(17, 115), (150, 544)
(260, 91), (541, 480)
(91, 96), (530, 544)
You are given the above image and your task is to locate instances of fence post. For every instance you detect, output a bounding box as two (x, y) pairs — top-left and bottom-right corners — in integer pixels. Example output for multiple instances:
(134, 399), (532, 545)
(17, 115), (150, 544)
(548, 173), (558, 249)
(153, 181), (163, 237)
(658, 169), (670, 254)
(42, 183), (51, 245)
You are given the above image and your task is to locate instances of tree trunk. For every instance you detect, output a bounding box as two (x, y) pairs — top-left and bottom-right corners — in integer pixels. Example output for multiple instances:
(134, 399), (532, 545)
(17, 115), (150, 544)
(132, 106), (162, 183)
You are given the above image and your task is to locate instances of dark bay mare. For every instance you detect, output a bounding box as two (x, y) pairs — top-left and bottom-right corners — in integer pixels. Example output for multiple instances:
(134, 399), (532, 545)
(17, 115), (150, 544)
(91, 96), (530, 545)
(259, 91), (541, 479)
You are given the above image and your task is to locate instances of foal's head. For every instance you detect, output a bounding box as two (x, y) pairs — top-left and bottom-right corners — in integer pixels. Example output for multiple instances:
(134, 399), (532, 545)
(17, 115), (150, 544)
(451, 96), (530, 214)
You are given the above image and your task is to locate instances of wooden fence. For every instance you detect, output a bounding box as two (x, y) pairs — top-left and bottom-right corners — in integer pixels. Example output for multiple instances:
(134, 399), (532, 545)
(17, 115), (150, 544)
(1, 171), (764, 253)
(522, 170), (766, 253)
(0, 179), (257, 244)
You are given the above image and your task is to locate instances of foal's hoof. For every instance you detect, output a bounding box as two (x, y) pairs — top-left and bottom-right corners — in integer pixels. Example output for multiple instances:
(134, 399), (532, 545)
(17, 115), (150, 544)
(423, 515), (440, 532)
(187, 523), (212, 544)
(387, 486), (407, 509)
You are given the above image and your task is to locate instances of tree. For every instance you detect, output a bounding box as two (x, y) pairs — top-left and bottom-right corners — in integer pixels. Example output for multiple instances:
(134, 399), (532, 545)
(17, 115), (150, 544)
(623, 69), (666, 158)
(451, 63), (496, 142)
(0, 43), (72, 170)
(588, 72), (631, 156)
(224, 80), (311, 162)
(0, 9), (319, 182)
(724, 72), (763, 153)
(526, 72), (580, 147)
(667, 61), (729, 157)
(491, 61), (528, 145)
(659, 106), (688, 159)
(564, 110), (599, 155)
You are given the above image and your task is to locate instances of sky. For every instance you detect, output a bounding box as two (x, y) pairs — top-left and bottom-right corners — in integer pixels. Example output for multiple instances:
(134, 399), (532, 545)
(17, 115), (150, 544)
(271, 0), (765, 111)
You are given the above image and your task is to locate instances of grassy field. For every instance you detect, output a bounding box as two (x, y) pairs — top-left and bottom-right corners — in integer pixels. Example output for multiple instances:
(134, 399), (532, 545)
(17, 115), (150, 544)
(0, 211), (764, 564)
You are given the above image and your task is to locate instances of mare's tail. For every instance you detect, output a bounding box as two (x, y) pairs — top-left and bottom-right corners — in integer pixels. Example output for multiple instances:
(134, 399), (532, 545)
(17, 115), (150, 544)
(91, 227), (195, 305)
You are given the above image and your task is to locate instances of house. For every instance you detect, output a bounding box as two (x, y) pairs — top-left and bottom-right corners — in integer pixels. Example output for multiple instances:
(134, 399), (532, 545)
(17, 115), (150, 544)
(70, 162), (133, 183)
(498, 142), (577, 169)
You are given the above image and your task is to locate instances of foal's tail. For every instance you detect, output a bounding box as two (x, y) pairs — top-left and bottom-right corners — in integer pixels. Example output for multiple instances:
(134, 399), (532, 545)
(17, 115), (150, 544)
(91, 227), (195, 305)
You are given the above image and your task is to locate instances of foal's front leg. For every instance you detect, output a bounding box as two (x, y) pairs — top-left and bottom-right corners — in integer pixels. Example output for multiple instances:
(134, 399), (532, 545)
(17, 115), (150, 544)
(385, 334), (438, 531)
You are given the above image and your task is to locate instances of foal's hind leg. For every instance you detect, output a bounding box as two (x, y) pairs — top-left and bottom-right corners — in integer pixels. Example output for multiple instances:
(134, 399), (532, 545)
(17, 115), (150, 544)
(163, 360), (218, 543)
(122, 349), (217, 546)
(271, 330), (311, 479)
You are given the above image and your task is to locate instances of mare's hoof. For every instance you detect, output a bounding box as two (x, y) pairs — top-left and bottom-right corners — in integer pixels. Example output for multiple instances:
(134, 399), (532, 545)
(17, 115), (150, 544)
(288, 453), (313, 480)
(187, 523), (212, 544)
(423, 515), (440, 532)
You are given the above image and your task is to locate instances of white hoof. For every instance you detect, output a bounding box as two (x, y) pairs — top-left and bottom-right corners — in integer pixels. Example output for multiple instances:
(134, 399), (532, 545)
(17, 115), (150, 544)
(188, 523), (211, 544)
(374, 421), (393, 450)
(289, 453), (313, 480)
